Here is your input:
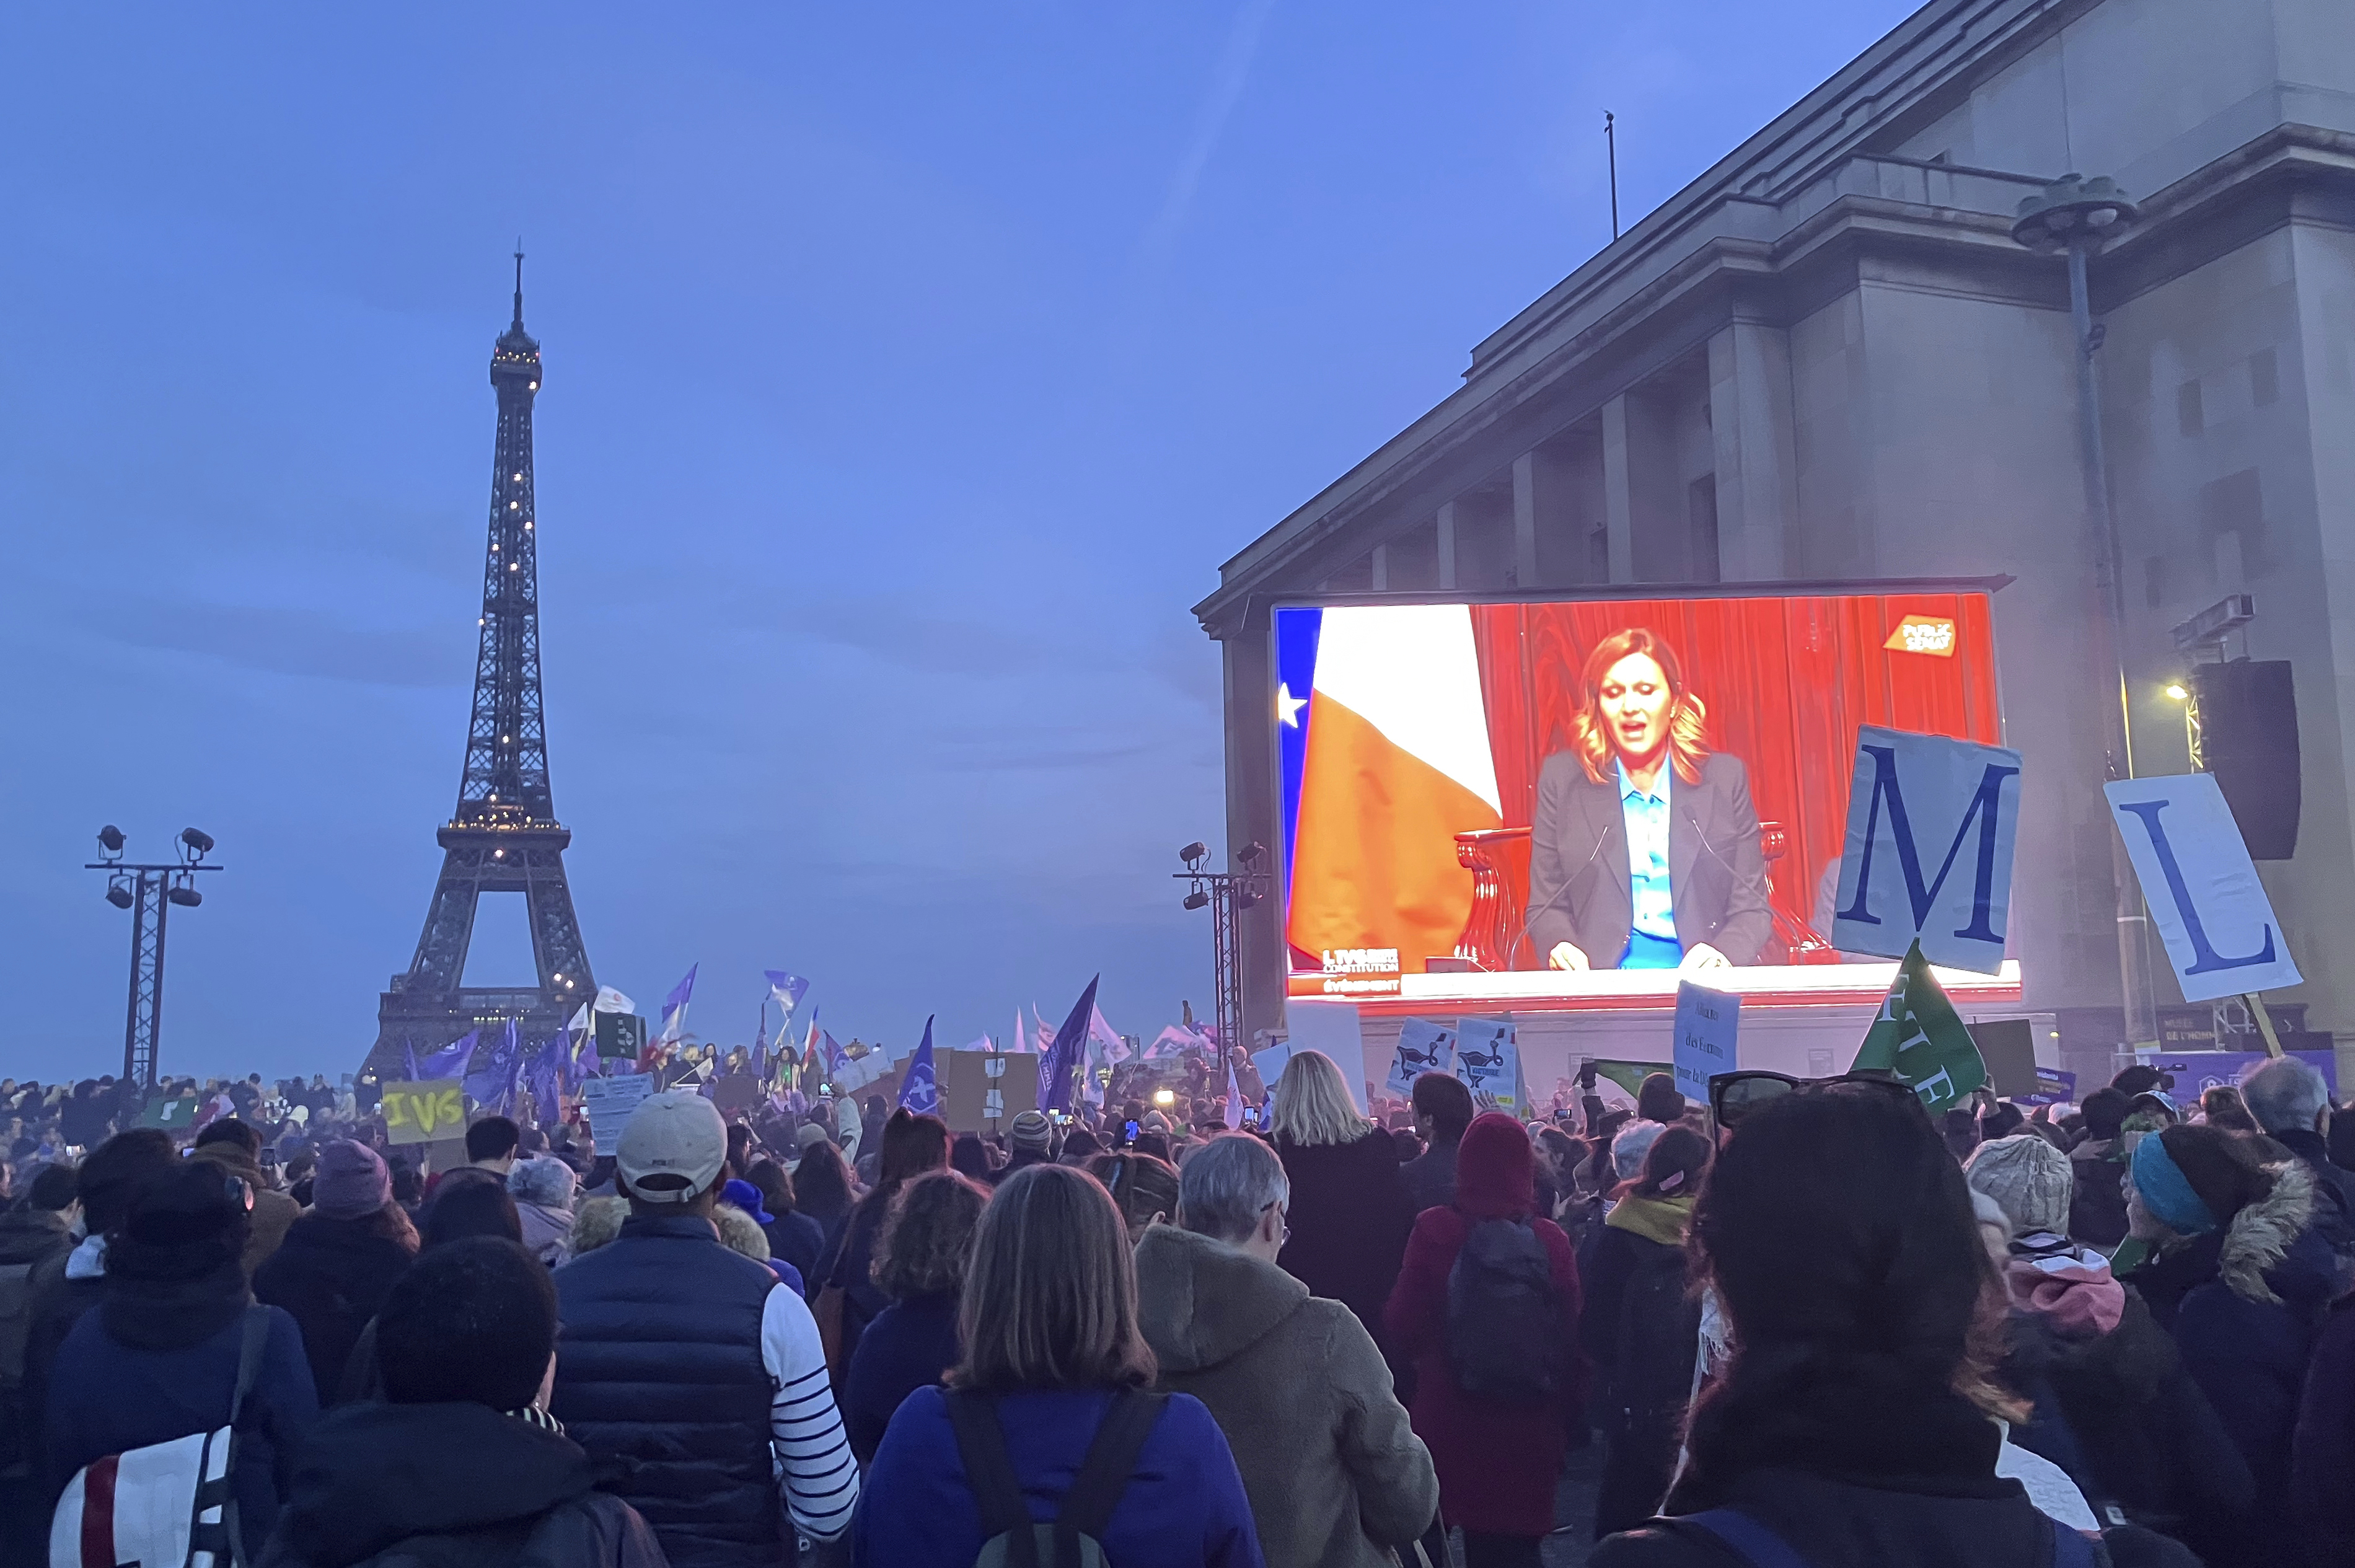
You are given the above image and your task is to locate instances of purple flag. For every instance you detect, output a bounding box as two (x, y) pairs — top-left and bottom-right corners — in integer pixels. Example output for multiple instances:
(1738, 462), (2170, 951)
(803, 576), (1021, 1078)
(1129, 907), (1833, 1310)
(417, 1030), (478, 1083)
(898, 1017), (939, 1116)
(1041, 976), (1101, 1114)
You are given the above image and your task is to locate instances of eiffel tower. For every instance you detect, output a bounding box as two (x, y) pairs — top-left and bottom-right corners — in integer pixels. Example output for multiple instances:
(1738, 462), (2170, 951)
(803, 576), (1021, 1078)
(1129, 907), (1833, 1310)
(367, 253), (596, 1073)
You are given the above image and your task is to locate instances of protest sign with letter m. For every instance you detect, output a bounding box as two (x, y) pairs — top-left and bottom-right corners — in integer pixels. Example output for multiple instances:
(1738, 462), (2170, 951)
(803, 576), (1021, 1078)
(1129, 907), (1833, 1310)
(1831, 726), (2022, 975)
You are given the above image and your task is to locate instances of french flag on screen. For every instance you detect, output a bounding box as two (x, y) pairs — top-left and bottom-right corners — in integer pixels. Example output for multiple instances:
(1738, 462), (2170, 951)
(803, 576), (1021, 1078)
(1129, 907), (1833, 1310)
(1283, 604), (1501, 971)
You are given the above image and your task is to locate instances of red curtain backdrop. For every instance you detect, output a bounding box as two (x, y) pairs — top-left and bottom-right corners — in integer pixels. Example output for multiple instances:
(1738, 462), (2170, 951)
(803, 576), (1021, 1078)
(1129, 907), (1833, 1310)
(1469, 592), (2001, 954)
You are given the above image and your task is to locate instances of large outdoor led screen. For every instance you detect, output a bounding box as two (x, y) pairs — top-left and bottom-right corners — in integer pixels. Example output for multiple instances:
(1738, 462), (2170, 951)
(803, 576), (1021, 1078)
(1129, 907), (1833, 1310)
(1273, 590), (2003, 976)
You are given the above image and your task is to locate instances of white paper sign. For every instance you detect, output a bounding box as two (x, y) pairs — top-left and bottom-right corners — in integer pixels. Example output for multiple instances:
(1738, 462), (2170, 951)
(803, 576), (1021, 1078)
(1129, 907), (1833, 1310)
(1453, 1018), (1520, 1114)
(1282, 998), (1368, 1113)
(1831, 726), (2023, 974)
(2105, 772), (2302, 1002)
(1672, 982), (1740, 1104)
(579, 1073), (658, 1145)
(1386, 1019), (1457, 1097)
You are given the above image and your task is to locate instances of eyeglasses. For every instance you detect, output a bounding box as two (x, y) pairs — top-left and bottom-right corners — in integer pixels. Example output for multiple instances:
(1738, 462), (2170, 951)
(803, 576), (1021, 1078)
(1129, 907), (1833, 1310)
(1708, 1070), (1923, 1133)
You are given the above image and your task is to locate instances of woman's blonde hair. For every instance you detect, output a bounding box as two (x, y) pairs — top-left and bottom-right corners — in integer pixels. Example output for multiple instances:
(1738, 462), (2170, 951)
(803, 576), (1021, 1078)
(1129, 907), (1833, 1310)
(951, 1164), (1156, 1393)
(1267, 1049), (1369, 1148)
(1568, 627), (1711, 787)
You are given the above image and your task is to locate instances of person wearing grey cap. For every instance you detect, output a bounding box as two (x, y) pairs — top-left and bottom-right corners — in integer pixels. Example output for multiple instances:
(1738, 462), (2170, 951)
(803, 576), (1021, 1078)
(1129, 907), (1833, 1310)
(552, 1090), (858, 1564)
(986, 1109), (1054, 1188)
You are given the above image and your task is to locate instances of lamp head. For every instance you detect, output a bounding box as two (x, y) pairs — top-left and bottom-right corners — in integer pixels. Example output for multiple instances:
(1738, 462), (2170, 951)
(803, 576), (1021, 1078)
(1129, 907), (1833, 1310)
(180, 827), (215, 857)
(1179, 841), (1208, 868)
(97, 825), (126, 857)
(1182, 890), (1210, 911)
(105, 881), (134, 910)
(2011, 174), (2139, 253)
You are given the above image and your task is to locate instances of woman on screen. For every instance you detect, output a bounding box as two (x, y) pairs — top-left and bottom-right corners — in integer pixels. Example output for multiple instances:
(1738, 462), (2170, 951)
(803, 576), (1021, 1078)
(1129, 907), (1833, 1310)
(1525, 628), (1770, 972)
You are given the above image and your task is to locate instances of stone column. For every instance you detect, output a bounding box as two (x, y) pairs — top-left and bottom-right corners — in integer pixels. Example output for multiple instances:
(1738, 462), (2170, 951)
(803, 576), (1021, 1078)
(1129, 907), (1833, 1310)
(1601, 395), (1637, 582)
(1707, 323), (1798, 581)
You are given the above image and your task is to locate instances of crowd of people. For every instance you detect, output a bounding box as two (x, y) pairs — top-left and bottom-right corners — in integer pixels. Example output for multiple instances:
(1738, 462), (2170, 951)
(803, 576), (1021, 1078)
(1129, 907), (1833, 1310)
(3, 1048), (2354, 1566)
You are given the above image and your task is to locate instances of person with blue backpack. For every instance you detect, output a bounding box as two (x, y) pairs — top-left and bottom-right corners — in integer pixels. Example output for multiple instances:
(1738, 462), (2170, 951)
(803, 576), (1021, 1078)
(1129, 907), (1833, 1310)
(1591, 1077), (2196, 1568)
(852, 1163), (1263, 1568)
(1383, 1111), (1588, 1568)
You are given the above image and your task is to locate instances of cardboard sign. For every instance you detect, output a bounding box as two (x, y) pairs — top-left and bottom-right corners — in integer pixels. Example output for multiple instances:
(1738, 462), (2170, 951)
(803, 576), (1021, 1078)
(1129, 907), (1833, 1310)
(1454, 1019), (1520, 1114)
(381, 1080), (466, 1145)
(594, 1012), (648, 1060)
(1283, 998), (1368, 1113)
(1970, 1018), (2041, 1099)
(938, 1050), (1041, 1130)
(1671, 983), (1740, 1104)
(579, 1073), (658, 1145)
(2106, 773), (2303, 1002)
(1386, 1020), (1457, 1097)
(1831, 726), (2022, 974)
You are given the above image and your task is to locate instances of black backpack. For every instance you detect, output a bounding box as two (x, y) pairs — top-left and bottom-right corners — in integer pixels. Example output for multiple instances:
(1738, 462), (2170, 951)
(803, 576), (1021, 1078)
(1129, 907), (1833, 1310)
(945, 1387), (1169, 1568)
(1445, 1217), (1563, 1406)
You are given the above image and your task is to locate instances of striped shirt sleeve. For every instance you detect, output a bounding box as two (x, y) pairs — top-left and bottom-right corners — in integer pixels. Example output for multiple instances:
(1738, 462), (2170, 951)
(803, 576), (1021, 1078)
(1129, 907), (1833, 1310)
(761, 1283), (860, 1541)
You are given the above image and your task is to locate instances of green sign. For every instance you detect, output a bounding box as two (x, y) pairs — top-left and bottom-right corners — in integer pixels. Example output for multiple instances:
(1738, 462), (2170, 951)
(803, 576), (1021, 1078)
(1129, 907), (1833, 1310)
(595, 1012), (648, 1060)
(1852, 941), (1988, 1114)
(139, 1096), (197, 1130)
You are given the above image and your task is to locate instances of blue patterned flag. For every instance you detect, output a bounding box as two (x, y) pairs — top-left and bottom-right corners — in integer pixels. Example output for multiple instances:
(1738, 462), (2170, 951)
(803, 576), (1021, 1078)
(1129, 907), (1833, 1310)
(765, 971), (810, 1015)
(898, 1016), (939, 1116)
(1040, 976), (1101, 1114)
(656, 964), (698, 1047)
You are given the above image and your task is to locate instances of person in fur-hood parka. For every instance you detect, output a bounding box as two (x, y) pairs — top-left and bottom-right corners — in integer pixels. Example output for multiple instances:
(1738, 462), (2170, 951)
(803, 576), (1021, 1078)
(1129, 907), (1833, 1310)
(2120, 1124), (2336, 1568)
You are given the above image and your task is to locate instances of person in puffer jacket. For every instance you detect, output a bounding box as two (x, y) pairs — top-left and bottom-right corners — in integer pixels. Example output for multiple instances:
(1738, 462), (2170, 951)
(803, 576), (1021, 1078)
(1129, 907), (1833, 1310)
(2120, 1123), (2336, 1568)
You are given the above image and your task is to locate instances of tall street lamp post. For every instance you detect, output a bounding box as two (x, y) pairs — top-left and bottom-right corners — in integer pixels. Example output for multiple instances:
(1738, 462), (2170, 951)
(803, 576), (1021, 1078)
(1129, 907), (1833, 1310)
(2012, 174), (2158, 1051)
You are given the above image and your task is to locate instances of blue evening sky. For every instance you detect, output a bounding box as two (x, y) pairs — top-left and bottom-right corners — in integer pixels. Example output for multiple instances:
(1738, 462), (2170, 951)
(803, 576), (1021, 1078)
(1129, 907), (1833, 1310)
(1, 2), (1913, 1082)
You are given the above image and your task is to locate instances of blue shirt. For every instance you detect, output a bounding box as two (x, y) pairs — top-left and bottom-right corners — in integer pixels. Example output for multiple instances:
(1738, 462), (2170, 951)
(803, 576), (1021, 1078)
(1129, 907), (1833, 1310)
(853, 1385), (1264, 1568)
(1619, 759), (1678, 943)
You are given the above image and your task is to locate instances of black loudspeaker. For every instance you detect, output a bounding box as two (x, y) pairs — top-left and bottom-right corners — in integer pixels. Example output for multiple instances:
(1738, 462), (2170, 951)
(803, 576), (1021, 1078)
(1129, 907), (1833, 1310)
(2190, 659), (2299, 859)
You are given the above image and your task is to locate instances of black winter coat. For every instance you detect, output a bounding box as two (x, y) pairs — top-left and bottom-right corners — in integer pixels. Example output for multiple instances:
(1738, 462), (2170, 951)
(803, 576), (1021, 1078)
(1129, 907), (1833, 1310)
(1579, 1221), (1700, 1538)
(2292, 1292), (2355, 1566)
(259, 1400), (666, 1568)
(253, 1215), (415, 1401)
(1398, 1138), (1458, 1218)
(552, 1214), (781, 1568)
(2001, 1294), (2251, 1548)
(1273, 1129), (1415, 1348)
(2124, 1164), (2336, 1568)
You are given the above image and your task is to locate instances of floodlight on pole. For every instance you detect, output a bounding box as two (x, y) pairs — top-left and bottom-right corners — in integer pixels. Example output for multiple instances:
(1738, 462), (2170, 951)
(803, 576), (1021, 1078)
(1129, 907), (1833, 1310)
(84, 827), (222, 1094)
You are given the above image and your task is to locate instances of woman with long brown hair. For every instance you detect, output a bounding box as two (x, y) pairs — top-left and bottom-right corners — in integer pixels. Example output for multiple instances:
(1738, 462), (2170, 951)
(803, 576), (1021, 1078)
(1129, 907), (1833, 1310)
(1593, 1085), (2097, 1565)
(853, 1164), (1263, 1567)
(1525, 627), (1770, 973)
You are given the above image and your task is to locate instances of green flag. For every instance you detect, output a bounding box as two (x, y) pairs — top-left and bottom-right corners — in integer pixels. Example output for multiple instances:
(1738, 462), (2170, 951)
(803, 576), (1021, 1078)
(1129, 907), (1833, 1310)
(1852, 941), (1987, 1113)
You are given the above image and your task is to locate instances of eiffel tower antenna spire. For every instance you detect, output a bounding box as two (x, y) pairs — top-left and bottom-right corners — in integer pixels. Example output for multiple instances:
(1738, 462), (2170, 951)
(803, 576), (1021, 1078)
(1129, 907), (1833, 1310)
(370, 257), (594, 1075)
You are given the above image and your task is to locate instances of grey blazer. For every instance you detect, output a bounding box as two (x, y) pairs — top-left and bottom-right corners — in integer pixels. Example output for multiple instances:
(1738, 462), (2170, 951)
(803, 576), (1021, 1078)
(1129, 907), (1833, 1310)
(1523, 750), (1772, 968)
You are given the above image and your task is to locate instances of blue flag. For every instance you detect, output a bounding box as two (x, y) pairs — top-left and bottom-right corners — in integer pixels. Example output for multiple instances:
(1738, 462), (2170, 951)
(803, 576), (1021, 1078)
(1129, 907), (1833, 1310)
(765, 971), (810, 1014)
(1041, 976), (1101, 1114)
(416, 1030), (478, 1083)
(899, 1016), (939, 1116)
(527, 1034), (568, 1125)
(464, 1020), (521, 1112)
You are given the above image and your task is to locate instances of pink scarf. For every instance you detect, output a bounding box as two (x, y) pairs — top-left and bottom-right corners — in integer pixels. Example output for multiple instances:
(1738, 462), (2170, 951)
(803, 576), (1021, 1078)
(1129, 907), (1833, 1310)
(2004, 1253), (2124, 1337)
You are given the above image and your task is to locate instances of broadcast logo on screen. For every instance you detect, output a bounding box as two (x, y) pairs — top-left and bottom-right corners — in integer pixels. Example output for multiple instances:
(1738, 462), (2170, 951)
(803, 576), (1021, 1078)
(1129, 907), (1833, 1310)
(1298, 947), (1402, 998)
(1883, 615), (1958, 657)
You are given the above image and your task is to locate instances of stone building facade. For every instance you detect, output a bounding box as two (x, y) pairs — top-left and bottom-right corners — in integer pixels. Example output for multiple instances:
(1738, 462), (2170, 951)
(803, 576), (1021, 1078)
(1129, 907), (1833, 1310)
(1194, 0), (2355, 1073)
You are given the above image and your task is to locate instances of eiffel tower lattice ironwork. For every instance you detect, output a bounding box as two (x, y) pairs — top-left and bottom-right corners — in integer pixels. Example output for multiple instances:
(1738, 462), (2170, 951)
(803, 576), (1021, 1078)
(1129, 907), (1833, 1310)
(368, 252), (596, 1074)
